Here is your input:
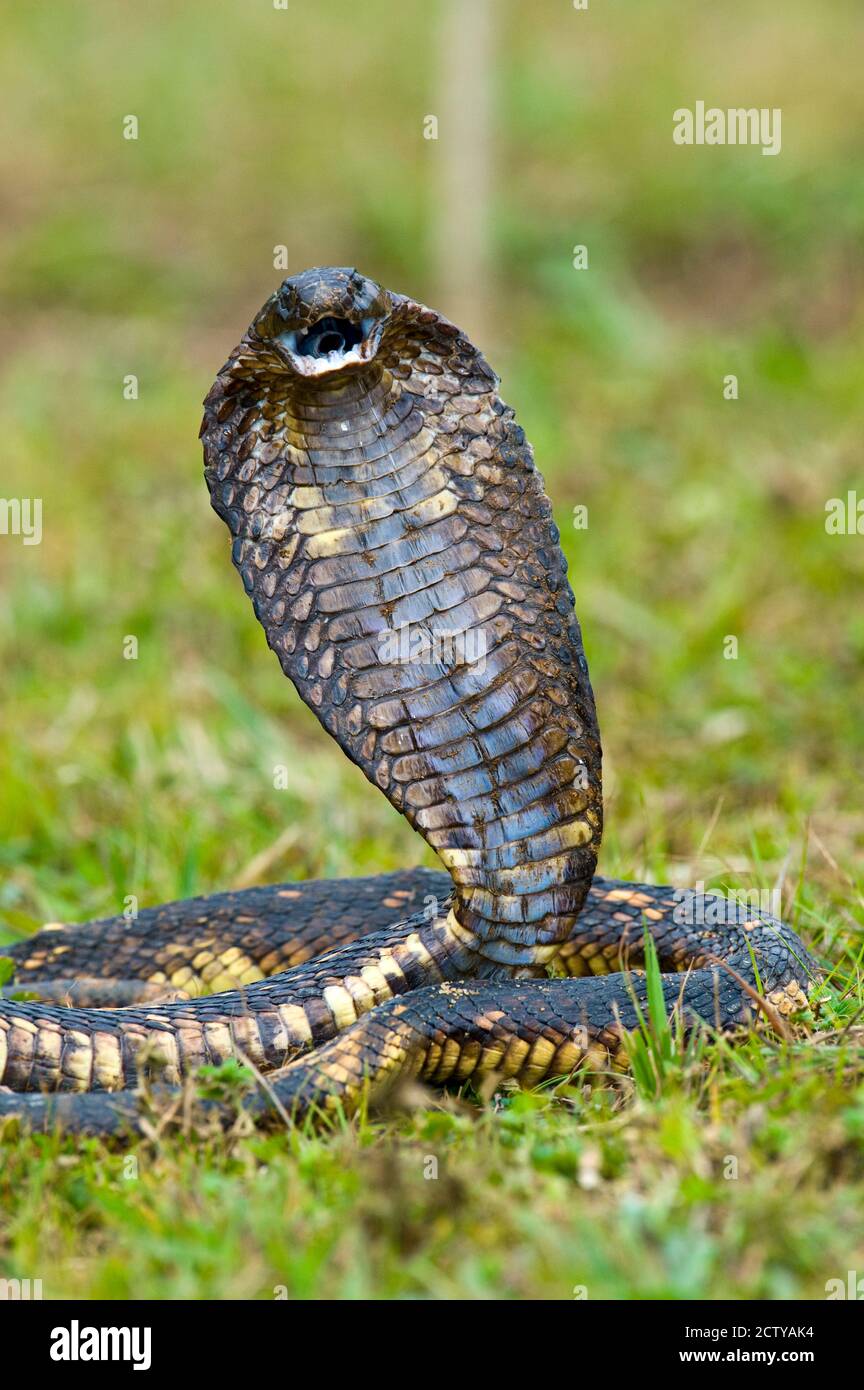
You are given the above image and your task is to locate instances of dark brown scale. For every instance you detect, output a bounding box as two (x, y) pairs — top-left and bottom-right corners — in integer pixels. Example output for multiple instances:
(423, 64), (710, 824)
(3, 870), (449, 993)
(0, 268), (816, 1135)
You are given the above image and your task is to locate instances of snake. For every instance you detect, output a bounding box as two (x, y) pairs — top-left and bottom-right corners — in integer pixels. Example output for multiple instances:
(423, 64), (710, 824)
(0, 267), (815, 1137)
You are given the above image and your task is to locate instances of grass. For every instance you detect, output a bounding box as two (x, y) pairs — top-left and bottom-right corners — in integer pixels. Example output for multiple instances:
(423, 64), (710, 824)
(2, 1028), (863, 1299)
(1, 0), (863, 1299)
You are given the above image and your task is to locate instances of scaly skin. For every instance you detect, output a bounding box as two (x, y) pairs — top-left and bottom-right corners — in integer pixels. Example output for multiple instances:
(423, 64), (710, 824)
(3, 869), (448, 997)
(0, 268), (816, 1136)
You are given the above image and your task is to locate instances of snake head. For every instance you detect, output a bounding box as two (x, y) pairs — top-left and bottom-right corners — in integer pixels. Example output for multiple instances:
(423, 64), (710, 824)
(251, 266), (392, 378)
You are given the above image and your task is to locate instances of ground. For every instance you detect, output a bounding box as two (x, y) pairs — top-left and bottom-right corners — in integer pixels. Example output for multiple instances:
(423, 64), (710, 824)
(0, 0), (862, 1298)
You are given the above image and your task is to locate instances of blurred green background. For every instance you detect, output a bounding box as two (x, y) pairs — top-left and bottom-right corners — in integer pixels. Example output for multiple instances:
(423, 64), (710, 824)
(1, 0), (862, 1300)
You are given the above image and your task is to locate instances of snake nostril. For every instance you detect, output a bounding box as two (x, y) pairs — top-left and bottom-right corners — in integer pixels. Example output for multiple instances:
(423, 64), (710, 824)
(297, 316), (363, 359)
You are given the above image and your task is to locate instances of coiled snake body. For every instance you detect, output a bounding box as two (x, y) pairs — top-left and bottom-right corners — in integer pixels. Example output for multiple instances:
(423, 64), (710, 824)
(0, 268), (814, 1136)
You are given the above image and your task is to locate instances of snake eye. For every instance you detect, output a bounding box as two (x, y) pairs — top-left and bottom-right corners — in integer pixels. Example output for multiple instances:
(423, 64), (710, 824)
(296, 316), (364, 359)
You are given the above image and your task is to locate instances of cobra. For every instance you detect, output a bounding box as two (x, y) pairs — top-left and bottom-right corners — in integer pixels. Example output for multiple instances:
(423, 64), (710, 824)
(0, 267), (815, 1136)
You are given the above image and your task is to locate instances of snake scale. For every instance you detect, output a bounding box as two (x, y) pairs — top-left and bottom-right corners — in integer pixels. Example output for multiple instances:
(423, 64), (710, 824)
(0, 267), (815, 1137)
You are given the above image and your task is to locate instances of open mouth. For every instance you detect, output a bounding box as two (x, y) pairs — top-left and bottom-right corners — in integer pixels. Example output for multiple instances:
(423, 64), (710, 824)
(296, 316), (363, 357)
(275, 314), (382, 376)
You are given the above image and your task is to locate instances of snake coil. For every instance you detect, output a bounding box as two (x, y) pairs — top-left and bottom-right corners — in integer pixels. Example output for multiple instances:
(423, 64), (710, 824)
(0, 268), (815, 1136)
